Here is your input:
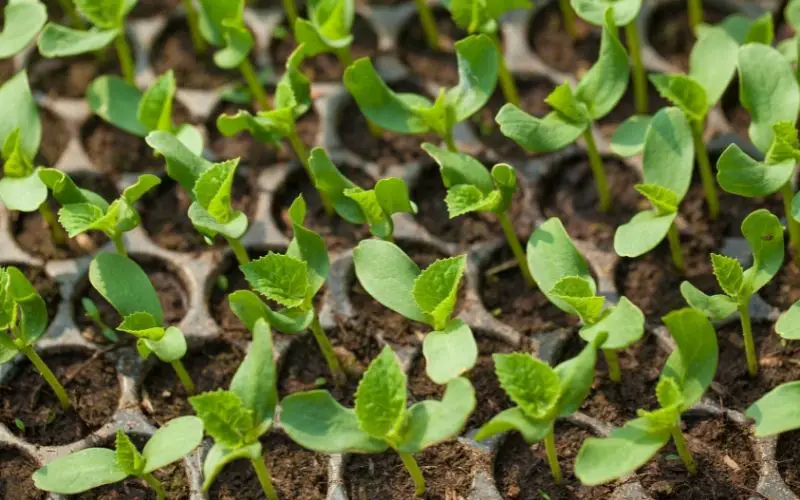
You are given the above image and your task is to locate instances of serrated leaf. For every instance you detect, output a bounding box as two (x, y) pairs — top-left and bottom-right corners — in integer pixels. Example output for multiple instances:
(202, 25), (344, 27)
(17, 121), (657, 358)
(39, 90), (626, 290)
(635, 184), (679, 214)
(115, 430), (144, 476)
(37, 24), (118, 57)
(58, 203), (107, 237)
(746, 381), (800, 437)
(0, 0), (47, 58)
(550, 276), (605, 324)
(545, 83), (590, 123)
(354, 346), (407, 440)
(496, 104), (588, 153)
(75, 0), (128, 28)
(412, 255), (466, 330)
(710, 253), (744, 298)
(117, 311), (164, 339)
(194, 159), (239, 223)
(422, 319), (478, 384)
(656, 376), (683, 409)
(494, 353), (560, 421)
(649, 74), (708, 121)
(142, 416), (204, 473)
(679, 282), (738, 321)
(189, 390), (253, 449)
(32, 448), (128, 494)
(444, 184), (498, 217)
(241, 253), (309, 308)
(661, 309), (718, 410)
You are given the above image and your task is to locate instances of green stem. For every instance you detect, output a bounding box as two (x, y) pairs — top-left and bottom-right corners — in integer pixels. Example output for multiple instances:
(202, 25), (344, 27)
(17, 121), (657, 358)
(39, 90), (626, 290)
(583, 127), (611, 213)
(738, 303), (758, 377)
(38, 202), (67, 246)
(491, 32), (519, 107)
(543, 425), (562, 484)
(115, 32), (136, 85)
(56, 0), (85, 29)
(182, 0), (207, 55)
(142, 473), (167, 500)
(413, 0), (440, 51)
(170, 360), (196, 395)
(602, 349), (621, 383)
(111, 233), (127, 256)
(687, 0), (704, 33)
(781, 182), (800, 267)
(309, 316), (346, 386)
(558, 0), (580, 40)
(443, 127), (458, 153)
(336, 47), (383, 137)
(287, 128), (335, 216)
(281, 0), (298, 29)
(691, 119), (720, 220)
(250, 456), (279, 500)
(796, 35), (800, 84)
(498, 211), (536, 288)
(19, 346), (71, 409)
(225, 236), (251, 265)
(398, 451), (426, 495)
(670, 425), (696, 474)
(667, 222), (685, 273)
(624, 21), (648, 115)
(239, 59), (271, 111)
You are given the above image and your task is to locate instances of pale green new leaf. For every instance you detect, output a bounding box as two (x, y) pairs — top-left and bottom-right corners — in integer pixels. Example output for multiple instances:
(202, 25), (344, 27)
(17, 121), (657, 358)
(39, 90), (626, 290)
(444, 184), (498, 217)
(422, 319), (478, 384)
(5, 267), (47, 345)
(741, 209), (785, 294)
(33, 449), (128, 494)
(474, 407), (551, 443)
(241, 253), (309, 309)
(137, 327), (187, 362)
(412, 256), (466, 330)
(549, 276), (605, 324)
(189, 390), (253, 449)
(635, 184), (679, 215)
(494, 353), (560, 421)
(570, 0), (642, 26)
(661, 308), (718, 410)
(776, 301), (800, 340)
(496, 104), (587, 153)
(142, 416), (204, 473)
(746, 381), (800, 437)
(679, 282), (738, 321)
(37, 24), (118, 57)
(117, 311), (164, 339)
(213, 22), (253, 69)
(446, 34), (498, 121)
(354, 346), (407, 439)
(194, 159), (239, 223)
(0, 0), (47, 58)
(579, 297), (644, 350)
(614, 211), (677, 258)
(710, 253), (744, 298)
(115, 430), (144, 476)
(649, 74), (708, 122)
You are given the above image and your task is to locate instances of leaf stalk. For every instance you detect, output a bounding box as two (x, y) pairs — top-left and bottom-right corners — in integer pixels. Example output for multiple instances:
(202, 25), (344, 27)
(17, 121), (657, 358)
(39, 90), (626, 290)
(582, 127), (611, 213)
(309, 315), (346, 386)
(490, 32), (520, 107)
(738, 303), (758, 377)
(667, 222), (685, 273)
(115, 32), (136, 85)
(287, 129), (335, 216)
(690, 120), (720, 220)
(250, 456), (279, 500)
(225, 236), (251, 265)
(543, 424), (562, 484)
(624, 21), (648, 115)
(19, 345), (71, 409)
(239, 59), (271, 111)
(170, 360), (196, 395)
(443, 127), (458, 153)
(143, 472), (167, 500)
(38, 202), (67, 247)
(414, 0), (440, 51)
(687, 0), (703, 33)
(497, 212), (536, 288)
(398, 451), (426, 496)
(56, 0), (85, 29)
(111, 233), (127, 256)
(670, 425), (696, 474)
(781, 182), (800, 267)
(282, 0), (298, 30)
(602, 349), (621, 383)
(182, 0), (207, 55)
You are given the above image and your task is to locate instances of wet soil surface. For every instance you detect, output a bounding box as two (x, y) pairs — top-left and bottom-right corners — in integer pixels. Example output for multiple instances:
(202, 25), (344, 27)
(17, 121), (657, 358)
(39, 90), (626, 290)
(397, 7), (467, 87)
(0, 263), (61, 326)
(28, 44), (123, 99)
(0, 448), (43, 500)
(761, 260), (800, 311)
(777, 429), (800, 494)
(647, 3), (730, 70)
(528, 2), (600, 75)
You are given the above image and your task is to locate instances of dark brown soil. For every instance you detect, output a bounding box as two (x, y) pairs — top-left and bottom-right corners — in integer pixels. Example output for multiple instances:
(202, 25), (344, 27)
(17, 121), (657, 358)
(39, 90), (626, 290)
(141, 340), (246, 426)
(647, 3), (730, 70)
(0, 349), (119, 446)
(481, 246), (579, 336)
(28, 43), (123, 99)
(130, 0), (180, 18)
(721, 78), (749, 142)
(337, 81), (439, 169)
(270, 14), (378, 82)
(0, 263), (61, 326)
(761, 260), (800, 311)
(139, 170), (259, 253)
(397, 7), (468, 87)
(0, 448), (43, 500)
(598, 81), (671, 137)
(209, 433), (328, 500)
(495, 422), (614, 499)
(528, 2), (600, 75)
(777, 429), (800, 494)
(272, 164), (373, 251)
(539, 155), (640, 250)
(75, 255), (189, 345)
(346, 441), (490, 500)
(82, 118), (156, 174)
(638, 415), (760, 499)
(11, 172), (118, 261)
(0, 59), (14, 85)
(38, 108), (70, 167)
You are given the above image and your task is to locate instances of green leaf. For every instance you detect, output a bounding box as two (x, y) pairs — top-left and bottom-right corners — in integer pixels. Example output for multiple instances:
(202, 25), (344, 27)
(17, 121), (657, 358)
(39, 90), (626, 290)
(230, 318), (277, 427)
(610, 115), (651, 157)
(679, 282), (738, 321)
(0, 172), (48, 212)
(549, 276), (605, 324)
(38, 169), (95, 206)
(307, 148), (362, 223)
(138, 326), (187, 362)
(794, 193), (800, 223)
(33, 448), (128, 494)
(744, 12), (774, 45)
(444, 184), (499, 217)
(375, 177), (417, 218)
(422, 319), (478, 384)
(422, 143), (494, 191)
(741, 209), (785, 294)
(86, 75), (147, 136)
(746, 381), (800, 437)
(641, 107), (694, 201)
(716, 144), (795, 197)
(344, 188), (391, 238)
(138, 71), (176, 133)
(280, 390), (389, 453)
(215, 108), (291, 143)
(0, 269), (14, 331)
(213, 21), (253, 69)
(75, 0), (129, 28)
(614, 211), (677, 258)
(286, 211), (329, 299)
(188, 202), (248, 240)
(635, 184), (679, 214)
(174, 124), (204, 155)
(0, 0), (47, 58)
(447, 0), (529, 34)
(123, 174), (161, 203)
(37, 24), (118, 57)
(274, 45), (311, 113)
(146, 131), (213, 193)
(710, 253), (744, 298)
(201, 442), (261, 492)
(241, 253), (309, 309)
(142, 416), (204, 473)
(189, 390), (253, 449)
(787, 0), (800, 31)
(689, 26), (739, 105)
(649, 74), (708, 122)
(765, 122), (800, 165)
(58, 203), (107, 237)
(554, 336), (603, 416)
(0, 71), (40, 158)
(5, 267), (47, 345)
(198, 0), (245, 47)
(89, 253), (164, 322)
(661, 308), (718, 410)
(570, 0), (641, 26)
(445, 34), (498, 121)
(776, 301), (800, 340)
(579, 297), (644, 350)
(496, 104), (588, 153)
(412, 256), (465, 330)
(2, 129), (34, 177)
(474, 407), (551, 443)
(494, 353), (560, 420)
(194, 159), (239, 223)
(115, 430), (144, 476)
(354, 346), (407, 439)
(117, 311), (164, 339)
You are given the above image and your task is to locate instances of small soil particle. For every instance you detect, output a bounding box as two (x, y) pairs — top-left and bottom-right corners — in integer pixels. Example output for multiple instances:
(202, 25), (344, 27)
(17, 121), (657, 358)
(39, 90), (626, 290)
(777, 429), (800, 494)
(528, 2), (600, 75)
(0, 349), (120, 446)
(0, 448), (43, 500)
(28, 44), (123, 99)
(346, 441), (490, 500)
(647, 3), (730, 70)
(209, 433), (329, 500)
(397, 7), (467, 87)
(761, 259), (800, 311)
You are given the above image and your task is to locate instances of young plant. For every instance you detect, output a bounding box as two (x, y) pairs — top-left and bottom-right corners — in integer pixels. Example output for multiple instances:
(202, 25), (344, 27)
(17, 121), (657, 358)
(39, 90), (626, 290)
(292, 0), (361, 69)
(497, 10), (629, 212)
(422, 144), (534, 286)
(307, 148), (417, 241)
(37, 0), (137, 84)
(33, 416), (203, 499)
(0, 266), (71, 409)
(190, 318), (282, 500)
(528, 218), (645, 382)
(0, 0), (47, 59)
(281, 345), (476, 496)
(88, 252), (196, 394)
(474, 334), (606, 483)
(574, 308), (719, 484)
(613, 107), (694, 271)
(414, 0), (442, 50)
(746, 377), (800, 438)
(681, 209), (785, 376)
(354, 240), (476, 384)
(344, 34), (498, 152)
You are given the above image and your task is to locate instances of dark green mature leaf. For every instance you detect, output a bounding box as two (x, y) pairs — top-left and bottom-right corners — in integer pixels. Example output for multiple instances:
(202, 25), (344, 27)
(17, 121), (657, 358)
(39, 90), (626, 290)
(496, 104), (587, 153)
(579, 298), (644, 350)
(777, 301), (800, 340)
(89, 253), (164, 323)
(355, 346), (407, 439)
(679, 282), (738, 321)
(746, 381), (800, 437)
(37, 24), (118, 57)
(142, 416), (204, 473)
(661, 308), (718, 409)
(230, 319), (276, 428)
(570, 0), (642, 26)
(115, 430), (144, 476)
(495, 353), (560, 420)
(716, 144), (795, 197)
(710, 253), (744, 298)
(241, 253), (309, 309)
(0, 71), (40, 158)
(689, 27), (739, 106)
(446, 34), (498, 121)
(474, 407), (551, 443)
(614, 211), (677, 258)
(422, 319), (478, 384)
(741, 209), (785, 294)
(649, 74), (708, 122)
(642, 107), (694, 200)
(0, 0), (47, 58)
(189, 390), (253, 448)
(33, 448), (128, 494)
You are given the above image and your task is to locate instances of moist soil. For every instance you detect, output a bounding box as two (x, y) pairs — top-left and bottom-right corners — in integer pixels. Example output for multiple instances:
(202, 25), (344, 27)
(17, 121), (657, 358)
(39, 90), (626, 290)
(777, 429), (800, 494)
(539, 155), (641, 251)
(495, 422), (614, 500)
(0, 349), (119, 446)
(0, 59), (14, 85)
(345, 441), (490, 500)
(130, 0), (180, 19)
(598, 81), (671, 137)
(12, 172), (119, 261)
(637, 415), (760, 499)
(481, 245), (580, 337)
(761, 260), (800, 311)
(397, 7), (468, 87)
(141, 340), (246, 426)
(528, 2), (600, 75)
(2, 264), (61, 326)
(76, 256), (189, 345)
(721, 78), (749, 142)
(647, 3), (730, 70)
(27, 43), (124, 99)
(713, 322), (800, 411)
(0, 448), (43, 500)
(38, 108), (71, 167)
(209, 433), (329, 500)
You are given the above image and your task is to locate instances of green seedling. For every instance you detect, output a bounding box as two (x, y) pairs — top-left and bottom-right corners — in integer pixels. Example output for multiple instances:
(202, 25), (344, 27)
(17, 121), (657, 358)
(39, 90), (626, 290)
(33, 416), (203, 499)
(281, 345), (476, 496)
(37, 0), (138, 84)
(354, 239), (476, 384)
(0, 0), (47, 58)
(82, 297), (118, 343)
(574, 308), (719, 484)
(344, 34), (498, 152)
(422, 144), (533, 286)
(746, 376), (800, 437)
(86, 71), (204, 156)
(528, 218), (645, 382)
(497, 10), (629, 212)
(613, 107), (694, 271)
(307, 148), (417, 241)
(475, 334), (606, 483)
(681, 209), (785, 376)
(190, 318), (282, 500)
(146, 131), (253, 265)
(89, 252), (196, 394)
(0, 266), (71, 409)
(776, 299), (800, 341)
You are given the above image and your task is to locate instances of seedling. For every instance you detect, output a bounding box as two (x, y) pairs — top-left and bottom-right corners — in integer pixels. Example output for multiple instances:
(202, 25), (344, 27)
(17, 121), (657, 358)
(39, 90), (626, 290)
(292, 0), (364, 72)
(33, 416), (203, 498)
(776, 300), (800, 341)
(746, 379), (800, 438)
(528, 218), (645, 382)
(681, 209), (785, 376)
(0, 266), (71, 409)
(190, 318), (282, 499)
(613, 107), (694, 271)
(37, 0), (138, 84)
(0, 0), (47, 59)
(497, 10), (629, 212)
(344, 34), (498, 152)
(82, 297), (118, 343)
(574, 308), (719, 484)
(354, 239), (476, 384)
(88, 252), (196, 394)
(281, 345), (476, 496)
(422, 144), (534, 286)
(308, 148), (417, 241)
(474, 335), (605, 483)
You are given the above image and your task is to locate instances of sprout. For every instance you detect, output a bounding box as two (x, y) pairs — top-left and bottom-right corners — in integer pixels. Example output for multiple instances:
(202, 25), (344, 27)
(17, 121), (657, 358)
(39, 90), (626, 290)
(0, 0), (47, 59)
